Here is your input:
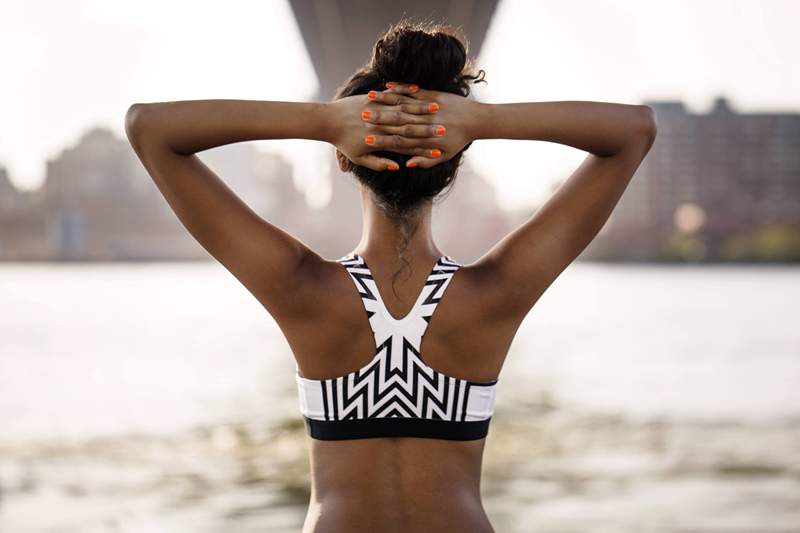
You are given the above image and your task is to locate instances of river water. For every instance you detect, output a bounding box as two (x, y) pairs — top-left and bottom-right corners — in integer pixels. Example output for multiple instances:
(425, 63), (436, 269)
(1, 262), (798, 532)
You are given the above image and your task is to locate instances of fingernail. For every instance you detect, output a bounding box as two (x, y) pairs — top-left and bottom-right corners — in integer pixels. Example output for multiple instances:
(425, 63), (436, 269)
(428, 102), (439, 112)
(362, 110), (372, 120)
(410, 84), (419, 92)
(365, 135), (376, 145)
(385, 82), (395, 89)
(388, 163), (400, 171)
(407, 161), (419, 168)
(368, 90), (378, 100)
(431, 148), (442, 158)
(435, 126), (446, 136)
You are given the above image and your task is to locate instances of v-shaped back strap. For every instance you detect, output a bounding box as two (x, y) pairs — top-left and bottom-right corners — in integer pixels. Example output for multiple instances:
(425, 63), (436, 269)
(417, 255), (461, 324)
(337, 253), (461, 346)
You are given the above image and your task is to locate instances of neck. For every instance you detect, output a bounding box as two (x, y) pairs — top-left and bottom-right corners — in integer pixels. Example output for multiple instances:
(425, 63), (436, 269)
(352, 186), (443, 263)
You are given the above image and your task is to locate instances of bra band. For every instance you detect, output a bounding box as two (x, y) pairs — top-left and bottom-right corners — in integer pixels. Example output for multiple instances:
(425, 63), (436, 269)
(303, 416), (492, 441)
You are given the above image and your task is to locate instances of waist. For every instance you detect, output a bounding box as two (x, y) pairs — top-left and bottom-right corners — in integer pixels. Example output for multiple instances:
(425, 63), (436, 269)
(303, 495), (495, 533)
(304, 430), (491, 530)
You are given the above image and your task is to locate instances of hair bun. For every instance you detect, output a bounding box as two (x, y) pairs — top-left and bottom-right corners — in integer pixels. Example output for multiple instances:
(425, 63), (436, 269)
(371, 22), (470, 93)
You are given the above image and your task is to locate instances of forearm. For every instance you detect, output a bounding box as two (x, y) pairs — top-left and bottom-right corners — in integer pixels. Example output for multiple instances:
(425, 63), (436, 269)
(125, 99), (332, 155)
(471, 100), (655, 156)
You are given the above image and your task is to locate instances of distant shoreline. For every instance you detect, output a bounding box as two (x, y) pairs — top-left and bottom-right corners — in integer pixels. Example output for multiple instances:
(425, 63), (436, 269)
(2, 257), (799, 265)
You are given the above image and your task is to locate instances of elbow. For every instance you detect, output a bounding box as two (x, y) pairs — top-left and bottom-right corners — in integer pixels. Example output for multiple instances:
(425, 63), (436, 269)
(124, 103), (154, 149)
(634, 105), (658, 149)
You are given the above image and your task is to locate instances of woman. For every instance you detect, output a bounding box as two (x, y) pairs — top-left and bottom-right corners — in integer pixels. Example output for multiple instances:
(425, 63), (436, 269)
(126, 20), (656, 533)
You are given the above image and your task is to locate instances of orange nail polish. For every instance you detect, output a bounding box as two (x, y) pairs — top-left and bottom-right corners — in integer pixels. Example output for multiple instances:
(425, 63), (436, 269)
(435, 126), (446, 136)
(388, 163), (400, 171)
(431, 148), (442, 158)
(407, 161), (419, 168)
(368, 90), (378, 100)
(428, 102), (439, 112)
(386, 82), (395, 89)
(365, 135), (376, 145)
(362, 110), (372, 120)
(410, 84), (419, 92)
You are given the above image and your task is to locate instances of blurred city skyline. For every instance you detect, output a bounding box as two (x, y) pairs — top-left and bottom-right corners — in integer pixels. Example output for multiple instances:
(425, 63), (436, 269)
(2, 0), (799, 211)
(1, 92), (798, 262)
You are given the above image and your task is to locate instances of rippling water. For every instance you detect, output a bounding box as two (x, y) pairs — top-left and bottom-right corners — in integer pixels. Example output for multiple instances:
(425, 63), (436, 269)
(1, 262), (798, 532)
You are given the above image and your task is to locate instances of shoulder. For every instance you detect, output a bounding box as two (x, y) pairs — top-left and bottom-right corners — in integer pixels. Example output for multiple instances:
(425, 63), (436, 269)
(454, 256), (532, 329)
(276, 252), (353, 323)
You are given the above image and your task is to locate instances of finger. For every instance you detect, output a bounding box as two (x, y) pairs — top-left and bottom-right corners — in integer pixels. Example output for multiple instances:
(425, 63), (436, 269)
(363, 107), (436, 126)
(405, 156), (443, 169)
(364, 135), (443, 159)
(398, 101), (440, 115)
(377, 146), (436, 156)
(367, 90), (418, 106)
(384, 81), (424, 98)
(358, 154), (401, 172)
(364, 133), (428, 150)
(365, 123), (445, 139)
(390, 147), (443, 158)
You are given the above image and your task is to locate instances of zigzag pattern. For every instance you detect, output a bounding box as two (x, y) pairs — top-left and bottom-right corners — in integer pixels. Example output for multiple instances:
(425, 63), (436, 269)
(296, 253), (498, 433)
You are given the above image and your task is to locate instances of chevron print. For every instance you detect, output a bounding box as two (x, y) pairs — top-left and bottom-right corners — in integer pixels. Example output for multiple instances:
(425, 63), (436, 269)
(295, 253), (498, 440)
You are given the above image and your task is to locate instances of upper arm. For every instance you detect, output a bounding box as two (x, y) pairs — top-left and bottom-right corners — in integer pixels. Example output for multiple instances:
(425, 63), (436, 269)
(125, 104), (319, 321)
(476, 107), (657, 319)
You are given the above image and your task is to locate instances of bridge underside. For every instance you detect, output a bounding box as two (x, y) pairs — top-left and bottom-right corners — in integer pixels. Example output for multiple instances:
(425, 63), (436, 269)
(288, 0), (498, 100)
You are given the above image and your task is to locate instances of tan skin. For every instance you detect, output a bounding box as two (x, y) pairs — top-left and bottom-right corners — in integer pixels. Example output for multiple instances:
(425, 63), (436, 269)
(125, 82), (657, 532)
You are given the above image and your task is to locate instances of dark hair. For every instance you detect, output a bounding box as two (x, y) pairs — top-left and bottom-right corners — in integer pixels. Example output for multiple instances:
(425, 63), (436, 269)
(333, 18), (486, 292)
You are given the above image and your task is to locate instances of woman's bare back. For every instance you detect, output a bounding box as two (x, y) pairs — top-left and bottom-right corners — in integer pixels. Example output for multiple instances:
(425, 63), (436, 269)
(282, 255), (521, 532)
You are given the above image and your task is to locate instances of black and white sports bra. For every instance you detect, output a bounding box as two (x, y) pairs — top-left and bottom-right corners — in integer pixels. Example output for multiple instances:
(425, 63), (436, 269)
(295, 252), (498, 441)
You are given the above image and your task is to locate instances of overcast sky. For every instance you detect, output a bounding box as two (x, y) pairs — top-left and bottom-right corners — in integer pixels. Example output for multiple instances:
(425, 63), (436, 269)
(1, 0), (798, 209)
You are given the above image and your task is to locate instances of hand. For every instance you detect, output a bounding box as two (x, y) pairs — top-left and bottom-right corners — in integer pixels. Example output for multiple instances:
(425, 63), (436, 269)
(371, 81), (480, 168)
(324, 88), (442, 171)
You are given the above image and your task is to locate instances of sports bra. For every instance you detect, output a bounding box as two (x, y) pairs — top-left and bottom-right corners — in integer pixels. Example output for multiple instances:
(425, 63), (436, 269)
(295, 252), (498, 441)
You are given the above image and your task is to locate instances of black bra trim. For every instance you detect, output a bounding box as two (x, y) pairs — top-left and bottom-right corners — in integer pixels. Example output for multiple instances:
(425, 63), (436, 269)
(303, 416), (492, 441)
